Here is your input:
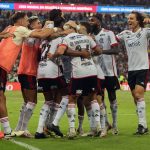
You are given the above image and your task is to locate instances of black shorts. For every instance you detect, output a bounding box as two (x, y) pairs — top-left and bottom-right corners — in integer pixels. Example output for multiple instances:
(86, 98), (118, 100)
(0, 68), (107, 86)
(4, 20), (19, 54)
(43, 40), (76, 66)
(69, 76), (97, 96)
(38, 76), (67, 92)
(102, 76), (120, 91)
(97, 78), (105, 96)
(128, 69), (149, 91)
(18, 74), (37, 90)
(0, 67), (7, 91)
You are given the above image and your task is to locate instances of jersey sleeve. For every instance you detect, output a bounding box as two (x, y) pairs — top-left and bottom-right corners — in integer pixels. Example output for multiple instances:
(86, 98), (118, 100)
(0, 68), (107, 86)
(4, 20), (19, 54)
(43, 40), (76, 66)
(59, 37), (68, 48)
(116, 31), (125, 42)
(116, 30), (131, 42)
(108, 31), (118, 46)
(14, 26), (32, 38)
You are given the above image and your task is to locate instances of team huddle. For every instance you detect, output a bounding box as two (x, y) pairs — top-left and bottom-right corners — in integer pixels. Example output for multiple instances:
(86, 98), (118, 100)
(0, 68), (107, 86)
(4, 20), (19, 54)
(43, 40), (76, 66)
(0, 9), (150, 139)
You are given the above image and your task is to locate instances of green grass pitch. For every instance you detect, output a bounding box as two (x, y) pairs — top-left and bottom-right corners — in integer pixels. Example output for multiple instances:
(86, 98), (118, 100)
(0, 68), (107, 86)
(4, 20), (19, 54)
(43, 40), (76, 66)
(0, 90), (150, 150)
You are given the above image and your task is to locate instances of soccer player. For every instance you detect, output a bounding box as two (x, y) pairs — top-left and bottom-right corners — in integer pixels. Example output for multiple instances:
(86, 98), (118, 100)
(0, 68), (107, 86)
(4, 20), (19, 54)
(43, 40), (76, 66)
(35, 19), (91, 139)
(14, 16), (42, 137)
(0, 11), (58, 138)
(47, 21), (102, 139)
(89, 15), (120, 135)
(117, 11), (150, 135)
(0, 31), (13, 139)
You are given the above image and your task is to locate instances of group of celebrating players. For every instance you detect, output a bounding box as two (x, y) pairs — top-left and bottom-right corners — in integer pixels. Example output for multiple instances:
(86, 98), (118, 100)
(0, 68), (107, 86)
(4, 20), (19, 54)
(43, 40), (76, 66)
(0, 9), (150, 139)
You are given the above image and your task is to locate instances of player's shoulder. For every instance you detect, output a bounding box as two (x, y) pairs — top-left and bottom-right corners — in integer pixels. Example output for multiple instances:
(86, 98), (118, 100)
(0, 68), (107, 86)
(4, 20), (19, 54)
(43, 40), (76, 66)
(65, 32), (78, 39)
(102, 28), (115, 35)
(16, 26), (29, 31)
(118, 30), (132, 37)
(102, 28), (110, 32)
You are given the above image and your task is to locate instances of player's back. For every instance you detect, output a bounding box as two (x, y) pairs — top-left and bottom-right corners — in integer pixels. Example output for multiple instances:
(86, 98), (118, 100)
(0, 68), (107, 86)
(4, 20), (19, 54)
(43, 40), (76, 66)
(18, 37), (40, 76)
(63, 32), (97, 78)
(0, 26), (22, 72)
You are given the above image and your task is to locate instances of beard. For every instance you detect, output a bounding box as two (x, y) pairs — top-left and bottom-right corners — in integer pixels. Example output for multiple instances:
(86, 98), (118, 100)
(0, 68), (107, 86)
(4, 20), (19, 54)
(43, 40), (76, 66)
(90, 24), (99, 34)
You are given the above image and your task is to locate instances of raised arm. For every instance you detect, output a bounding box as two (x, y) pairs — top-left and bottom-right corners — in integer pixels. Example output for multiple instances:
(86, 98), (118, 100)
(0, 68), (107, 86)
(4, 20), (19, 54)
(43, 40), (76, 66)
(29, 28), (57, 39)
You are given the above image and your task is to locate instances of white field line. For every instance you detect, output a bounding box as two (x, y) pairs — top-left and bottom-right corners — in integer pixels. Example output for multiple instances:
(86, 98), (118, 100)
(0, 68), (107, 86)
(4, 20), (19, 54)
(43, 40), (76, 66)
(10, 139), (42, 150)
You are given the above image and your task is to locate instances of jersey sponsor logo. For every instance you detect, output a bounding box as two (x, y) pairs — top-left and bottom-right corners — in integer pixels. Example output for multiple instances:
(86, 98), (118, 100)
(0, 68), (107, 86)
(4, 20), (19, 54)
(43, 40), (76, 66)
(128, 41), (141, 47)
(100, 34), (105, 36)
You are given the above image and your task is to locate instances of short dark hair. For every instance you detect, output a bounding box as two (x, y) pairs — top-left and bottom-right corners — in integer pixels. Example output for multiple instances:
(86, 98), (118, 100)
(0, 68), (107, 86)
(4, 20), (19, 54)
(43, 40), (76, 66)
(11, 11), (27, 24)
(131, 11), (144, 28)
(91, 14), (102, 23)
(80, 22), (91, 34)
(48, 9), (64, 27)
(49, 9), (62, 21)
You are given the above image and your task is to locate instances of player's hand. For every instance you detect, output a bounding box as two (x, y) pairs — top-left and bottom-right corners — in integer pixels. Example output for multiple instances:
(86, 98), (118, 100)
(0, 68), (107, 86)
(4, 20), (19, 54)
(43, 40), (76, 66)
(44, 21), (54, 28)
(47, 52), (54, 59)
(143, 18), (150, 24)
(81, 50), (91, 58)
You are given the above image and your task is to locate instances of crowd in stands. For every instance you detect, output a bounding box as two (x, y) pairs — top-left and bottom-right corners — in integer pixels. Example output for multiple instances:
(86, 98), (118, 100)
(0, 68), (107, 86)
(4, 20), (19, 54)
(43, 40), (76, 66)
(1, 0), (150, 6)
(0, 10), (130, 81)
(0, 10), (133, 82)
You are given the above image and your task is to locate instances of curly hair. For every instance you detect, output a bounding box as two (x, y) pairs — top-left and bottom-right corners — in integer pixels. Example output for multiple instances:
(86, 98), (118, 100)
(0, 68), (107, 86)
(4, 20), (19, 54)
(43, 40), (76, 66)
(48, 9), (64, 27)
(131, 11), (144, 28)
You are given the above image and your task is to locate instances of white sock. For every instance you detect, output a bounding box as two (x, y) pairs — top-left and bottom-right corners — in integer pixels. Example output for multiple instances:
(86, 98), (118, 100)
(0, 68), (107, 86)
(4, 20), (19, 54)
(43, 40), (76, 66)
(53, 96), (69, 126)
(15, 102), (26, 131)
(20, 102), (36, 131)
(137, 99), (147, 128)
(37, 101), (50, 133)
(100, 103), (106, 129)
(45, 101), (54, 126)
(0, 117), (11, 134)
(86, 106), (96, 131)
(67, 104), (76, 128)
(110, 100), (118, 128)
(91, 100), (101, 131)
(50, 102), (59, 125)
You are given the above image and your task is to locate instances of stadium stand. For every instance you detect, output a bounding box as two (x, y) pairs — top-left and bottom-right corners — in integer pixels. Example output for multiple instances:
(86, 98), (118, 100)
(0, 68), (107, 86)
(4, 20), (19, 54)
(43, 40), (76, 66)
(0, 0), (150, 6)
(0, 10), (129, 81)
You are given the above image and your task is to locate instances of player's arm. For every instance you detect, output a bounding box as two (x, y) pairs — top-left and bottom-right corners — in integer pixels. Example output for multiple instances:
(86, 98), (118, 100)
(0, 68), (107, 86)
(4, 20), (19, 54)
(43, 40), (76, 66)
(102, 44), (119, 55)
(14, 26), (58, 39)
(0, 31), (13, 39)
(64, 48), (90, 58)
(50, 29), (75, 39)
(89, 36), (102, 56)
(102, 31), (119, 55)
(29, 28), (57, 39)
(92, 45), (102, 56)
(47, 45), (90, 59)
(143, 13), (150, 24)
(47, 45), (67, 59)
